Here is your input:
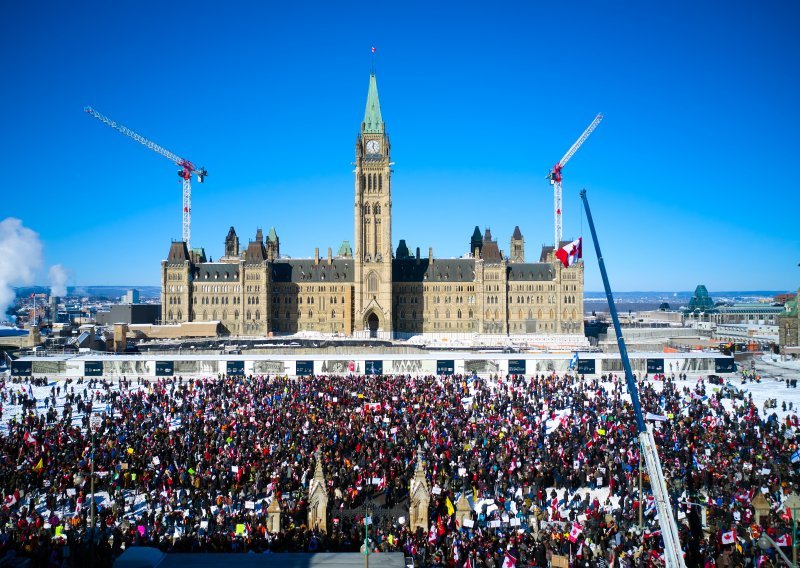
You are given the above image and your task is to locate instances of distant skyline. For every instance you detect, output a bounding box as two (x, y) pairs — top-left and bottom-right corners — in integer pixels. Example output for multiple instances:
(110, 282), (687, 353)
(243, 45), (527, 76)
(1, 1), (798, 292)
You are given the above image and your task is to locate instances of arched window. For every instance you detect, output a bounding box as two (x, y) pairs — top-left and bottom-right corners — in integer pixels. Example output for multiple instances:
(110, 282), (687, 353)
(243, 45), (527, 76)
(255, 310), (260, 320)
(203, 310), (208, 320)
(457, 309), (462, 319)
(212, 310), (217, 320)
(234, 310), (239, 319)
(365, 204), (371, 214)
(222, 310), (227, 320)
(331, 310), (336, 319)
(378, 174), (382, 191)
(368, 272), (378, 293)
(168, 310), (173, 320)
(549, 309), (555, 319)
(246, 310), (251, 320)
(445, 309), (450, 319)
(177, 310), (182, 320)
(308, 310), (313, 319)
(468, 309), (473, 319)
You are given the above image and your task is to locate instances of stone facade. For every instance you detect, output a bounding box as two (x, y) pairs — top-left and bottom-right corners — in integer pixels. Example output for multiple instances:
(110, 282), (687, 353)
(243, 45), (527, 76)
(161, 73), (584, 337)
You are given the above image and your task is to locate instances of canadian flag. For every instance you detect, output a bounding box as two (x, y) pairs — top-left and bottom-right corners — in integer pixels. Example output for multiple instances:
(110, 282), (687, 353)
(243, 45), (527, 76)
(501, 550), (518, 568)
(555, 237), (582, 268)
(776, 533), (792, 547)
(569, 522), (583, 543)
(428, 523), (437, 544)
(721, 530), (736, 545)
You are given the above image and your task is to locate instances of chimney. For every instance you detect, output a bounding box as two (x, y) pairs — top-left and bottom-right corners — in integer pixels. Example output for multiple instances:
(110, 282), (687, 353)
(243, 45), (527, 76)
(474, 246), (480, 259)
(428, 247), (433, 263)
(314, 247), (319, 265)
(327, 247), (333, 265)
(415, 247), (420, 264)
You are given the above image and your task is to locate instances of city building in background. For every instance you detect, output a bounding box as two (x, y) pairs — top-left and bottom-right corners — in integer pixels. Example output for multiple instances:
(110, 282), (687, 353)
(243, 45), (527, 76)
(160, 73), (584, 338)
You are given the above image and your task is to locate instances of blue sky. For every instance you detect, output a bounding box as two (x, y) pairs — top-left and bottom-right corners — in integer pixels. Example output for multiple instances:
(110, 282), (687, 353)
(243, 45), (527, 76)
(1, 0), (798, 292)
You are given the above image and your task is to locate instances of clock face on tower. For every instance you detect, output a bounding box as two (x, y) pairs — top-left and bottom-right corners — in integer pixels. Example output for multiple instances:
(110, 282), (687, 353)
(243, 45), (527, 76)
(366, 139), (381, 154)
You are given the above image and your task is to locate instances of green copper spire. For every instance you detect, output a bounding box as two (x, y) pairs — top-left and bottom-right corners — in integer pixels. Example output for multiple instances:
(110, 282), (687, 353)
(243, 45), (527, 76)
(362, 74), (384, 133)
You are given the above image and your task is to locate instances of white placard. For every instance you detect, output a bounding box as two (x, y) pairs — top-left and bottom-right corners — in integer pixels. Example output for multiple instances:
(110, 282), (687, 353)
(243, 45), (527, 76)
(152, 456), (160, 465)
(432, 486), (442, 495)
(463, 518), (474, 528)
(231, 465), (239, 473)
(486, 504), (499, 514)
(371, 477), (383, 485)
(200, 520), (209, 529)
(489, 520), (501, 527)
(245, 501), (255, 510)
(66, 488), (76, 496)
(459, 467), (467, 477)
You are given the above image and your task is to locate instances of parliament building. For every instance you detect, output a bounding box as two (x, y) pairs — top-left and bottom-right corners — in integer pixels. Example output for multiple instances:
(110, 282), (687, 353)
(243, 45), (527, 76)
(161, 73), (584, 338)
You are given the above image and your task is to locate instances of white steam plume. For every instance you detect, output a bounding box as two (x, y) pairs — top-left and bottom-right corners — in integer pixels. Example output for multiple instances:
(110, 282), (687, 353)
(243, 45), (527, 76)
(0, 218), (43, 318)
(48, 264), (69, 297)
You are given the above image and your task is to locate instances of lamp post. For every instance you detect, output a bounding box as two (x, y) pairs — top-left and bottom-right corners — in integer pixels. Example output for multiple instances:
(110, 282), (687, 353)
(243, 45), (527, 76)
(784, 492), (800, 567)
(364, 500), (374, 568)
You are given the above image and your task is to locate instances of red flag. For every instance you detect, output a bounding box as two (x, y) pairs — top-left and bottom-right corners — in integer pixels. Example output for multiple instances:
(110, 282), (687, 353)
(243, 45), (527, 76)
(555, 237), (582, 268)
(569, 522), (583, 543)
(371, 47), (376, 53)
(775, 534), (792, 547)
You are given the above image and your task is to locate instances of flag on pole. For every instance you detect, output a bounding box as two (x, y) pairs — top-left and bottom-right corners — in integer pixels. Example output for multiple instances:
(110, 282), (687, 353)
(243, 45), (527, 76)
(371, 46), (376, 53)
(569, 522), (583, 543)
(555, 237), (582, 268)
(33, 458), (43, 473)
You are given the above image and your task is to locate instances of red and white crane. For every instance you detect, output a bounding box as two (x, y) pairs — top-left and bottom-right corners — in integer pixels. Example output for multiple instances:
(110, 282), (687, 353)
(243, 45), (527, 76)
(547, 113), (602, 247)
(84, 106), (207, 249)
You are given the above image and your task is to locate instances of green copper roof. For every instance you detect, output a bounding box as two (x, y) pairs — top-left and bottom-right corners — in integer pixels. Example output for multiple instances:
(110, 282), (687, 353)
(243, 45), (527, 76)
(362, 74), (384, 133)
(267, 227), (278, 243)
(337, 240), (353, 257)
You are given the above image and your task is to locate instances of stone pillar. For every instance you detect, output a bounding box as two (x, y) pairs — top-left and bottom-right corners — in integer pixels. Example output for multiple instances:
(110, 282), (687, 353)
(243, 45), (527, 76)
(409, 448), (430, 533)
(307, 449), (328, 532)
(266, 497), (281, 534)
(455, 494), (472, 528)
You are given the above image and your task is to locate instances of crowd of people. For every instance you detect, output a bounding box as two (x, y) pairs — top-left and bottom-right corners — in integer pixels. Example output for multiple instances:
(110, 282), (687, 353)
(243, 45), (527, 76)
(0, 367), (798, 567)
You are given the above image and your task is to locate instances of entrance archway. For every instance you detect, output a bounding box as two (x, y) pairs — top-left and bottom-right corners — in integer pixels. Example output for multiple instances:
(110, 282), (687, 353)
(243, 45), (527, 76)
(367, 312), (379, 338)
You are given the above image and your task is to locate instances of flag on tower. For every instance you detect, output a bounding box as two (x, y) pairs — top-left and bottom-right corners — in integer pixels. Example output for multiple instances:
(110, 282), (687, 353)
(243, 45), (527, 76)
(555, 237), (582, 268)
(371, 46), (376, 53)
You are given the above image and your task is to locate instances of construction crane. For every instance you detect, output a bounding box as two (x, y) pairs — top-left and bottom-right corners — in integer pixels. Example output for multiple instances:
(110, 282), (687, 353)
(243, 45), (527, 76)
(547, 113), (602, 247)
(84, 106), (207, 249)
(581, 188), (686, 568)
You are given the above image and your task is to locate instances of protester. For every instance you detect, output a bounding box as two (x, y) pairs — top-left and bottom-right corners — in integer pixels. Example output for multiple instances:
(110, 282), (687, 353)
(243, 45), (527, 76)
(0, 370), (797, 567)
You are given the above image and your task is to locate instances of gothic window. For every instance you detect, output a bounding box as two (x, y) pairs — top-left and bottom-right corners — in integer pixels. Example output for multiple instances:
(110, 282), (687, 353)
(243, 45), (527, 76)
(168, 310), (173, 320)
(365, 204), (371, 214)
(212, 310), (217, 320)
(332, 310), (336, 319)
(177, 310), (182, 320)
(374, 203), (381, 214)
(435, 309), (439, 319)
(368, 272), (378, 293)
(468, 309), (473, 319)
(246, 310), (251, 320)
(223, 310), (227, 320)
(203, 310), (208, 320)
(445, 309), (450, 319)
(367, 175), (371, 191)
(378, 174), (382, 191)
(308, 310), (313, 318)
(255, 310), (260, 320)
(549, 309), (555, 319)
(457, 309), (462, 319)
(412, 310), (416, 319)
